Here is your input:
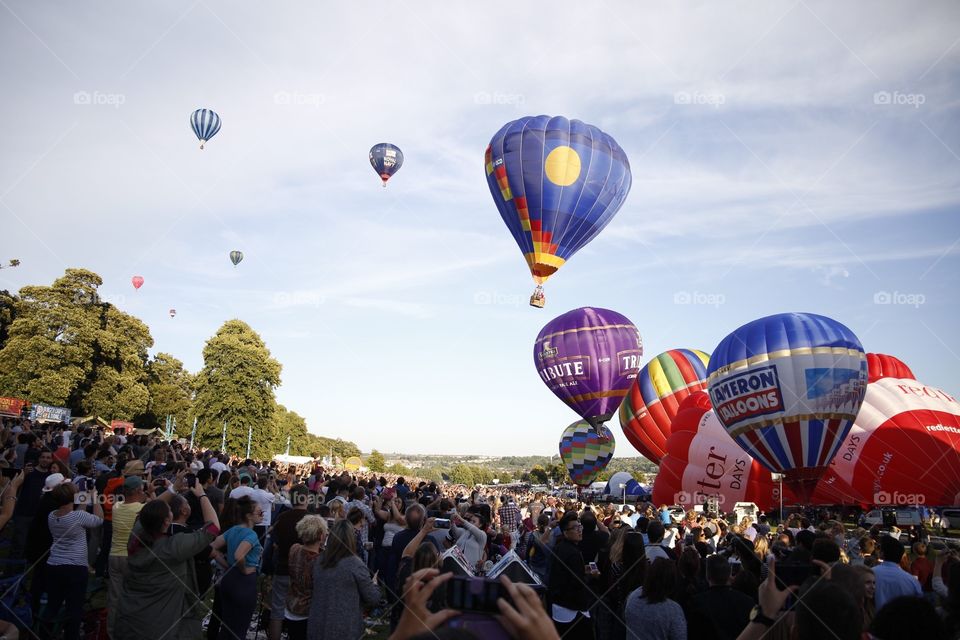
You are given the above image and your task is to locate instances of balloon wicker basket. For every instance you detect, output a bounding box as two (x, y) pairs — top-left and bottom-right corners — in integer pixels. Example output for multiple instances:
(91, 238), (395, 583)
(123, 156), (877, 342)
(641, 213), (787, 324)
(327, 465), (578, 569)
(529, 287), (545, 308)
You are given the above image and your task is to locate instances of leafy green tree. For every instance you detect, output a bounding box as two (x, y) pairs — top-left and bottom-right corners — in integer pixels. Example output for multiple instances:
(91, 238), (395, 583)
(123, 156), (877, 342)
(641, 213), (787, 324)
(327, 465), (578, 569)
(527, 465), (549, 484)
(450, 463), (476, 486)
(0, 269), (104, 404)
(192, 320), (282, 458)
(386, 462), (412, 476)
(547, 463), (569, 484)
(0, 290), (17, 348)
(139, 353), (193, 430)
(367, 450), (386, 472)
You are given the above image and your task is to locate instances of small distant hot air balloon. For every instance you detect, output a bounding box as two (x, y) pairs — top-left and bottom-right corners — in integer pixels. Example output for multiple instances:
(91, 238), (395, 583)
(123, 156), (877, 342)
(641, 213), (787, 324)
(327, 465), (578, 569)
(169, 309), (176, 318)
(369, 143), (403, 187)
(131, 276), (144, 290)
(707, 312), (868, 502)
(485, 115), (632, 307)
(619, 348), (710, 464)
(534, 307), (643, 429)
(230, 251), (243, 266)
(559, 421), (616, 486)
(190, 108), (221, 149)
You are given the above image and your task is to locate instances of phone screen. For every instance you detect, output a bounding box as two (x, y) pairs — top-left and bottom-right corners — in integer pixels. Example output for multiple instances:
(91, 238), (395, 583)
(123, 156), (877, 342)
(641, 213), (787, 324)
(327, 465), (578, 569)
(445, 576), (511, 613)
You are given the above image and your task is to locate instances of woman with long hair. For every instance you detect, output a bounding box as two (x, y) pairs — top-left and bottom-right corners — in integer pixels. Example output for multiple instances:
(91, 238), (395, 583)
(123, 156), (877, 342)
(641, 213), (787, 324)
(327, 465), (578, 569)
(853, 564), (877, 631)
(211, 495), (263, 639)
(624, 557), (686, 640)
(308, 519), (381, 639)
(608, 531), (648, 640)
(284, 515), (328, 640)
(41, 483), (102, 640)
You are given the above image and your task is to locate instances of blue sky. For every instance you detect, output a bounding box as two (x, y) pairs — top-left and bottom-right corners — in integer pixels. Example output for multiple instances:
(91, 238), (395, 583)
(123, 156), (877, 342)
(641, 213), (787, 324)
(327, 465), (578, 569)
(1, 2), (958, 455)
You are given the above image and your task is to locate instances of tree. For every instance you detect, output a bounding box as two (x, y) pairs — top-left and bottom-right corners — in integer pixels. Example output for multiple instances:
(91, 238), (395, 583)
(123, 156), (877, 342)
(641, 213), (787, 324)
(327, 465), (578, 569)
(367, 450), (386, 472)
(0, 289), (17, 348)
(547, 463), (569, 484)
(449, 464), (476, 486)
(0, 269), (153, 418)
(526, 465), (549, 485)
(192, 320), (282, 458)
(386, 462), (412, 476)
(139, 353), (193, 430)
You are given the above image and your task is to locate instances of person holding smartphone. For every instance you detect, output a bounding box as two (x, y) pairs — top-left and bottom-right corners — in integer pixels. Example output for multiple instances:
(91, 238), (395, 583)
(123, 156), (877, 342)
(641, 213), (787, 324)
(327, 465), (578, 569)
(548, 513), (596, 639)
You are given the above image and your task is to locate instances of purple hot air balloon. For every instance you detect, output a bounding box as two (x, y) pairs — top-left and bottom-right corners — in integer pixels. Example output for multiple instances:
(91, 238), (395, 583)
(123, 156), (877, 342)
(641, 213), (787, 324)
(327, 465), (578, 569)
(534, 307), (643, 427)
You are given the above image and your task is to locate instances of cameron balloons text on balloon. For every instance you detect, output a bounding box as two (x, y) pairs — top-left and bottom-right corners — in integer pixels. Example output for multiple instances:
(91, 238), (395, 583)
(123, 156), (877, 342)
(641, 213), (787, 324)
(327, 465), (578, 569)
(559, 421), (615, 487)
(534, 307), (642, 428)
(369, 143), (403, 186)
(619, 348), (710, 464)
(485, 116), (631, 305)
(190, 109), (221, 149)
(706, 312), (868, 502)
(131, 276), (144, 290)
(653, 391), (780, 512)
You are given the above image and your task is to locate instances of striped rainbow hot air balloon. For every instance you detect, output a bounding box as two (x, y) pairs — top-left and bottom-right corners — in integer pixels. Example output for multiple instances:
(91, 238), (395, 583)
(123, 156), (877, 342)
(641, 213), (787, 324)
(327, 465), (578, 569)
(559, 421), (616, 486)
(619, 349), (710, 464)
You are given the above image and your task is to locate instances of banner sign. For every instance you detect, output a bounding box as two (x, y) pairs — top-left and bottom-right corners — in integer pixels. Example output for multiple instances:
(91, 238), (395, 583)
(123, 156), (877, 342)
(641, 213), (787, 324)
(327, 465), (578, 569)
(30, 404), (72, 423)
(0, 397), (26, 417)
(110, 420), (134, 434)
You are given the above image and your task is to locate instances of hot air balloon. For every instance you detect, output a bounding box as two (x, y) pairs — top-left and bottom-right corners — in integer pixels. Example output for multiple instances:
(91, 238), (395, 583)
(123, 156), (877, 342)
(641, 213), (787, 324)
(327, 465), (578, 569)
(131, 276), (144, 290)
(619, 349), (710, 464)
(230, 250), (243, 266)
(604, 471), (648, 498)
(534, 307), (643, 428)
(866, 352), (916, 383)
(345, 456), (362, 471)
(169, 309), (176, 318)
(653, 391), (780, 511)
(559, 421), (615, 486)
(369, 143), (403, 187)
(823, 362), (960, 506)
(485, 115), (632, 308)
(190, 108), (221, 149)
(706, 313), (868, 502)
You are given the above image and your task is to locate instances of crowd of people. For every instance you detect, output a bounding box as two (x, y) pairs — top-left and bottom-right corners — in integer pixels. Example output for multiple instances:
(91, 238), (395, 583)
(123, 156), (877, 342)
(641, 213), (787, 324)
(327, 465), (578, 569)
(0, 416), (958, 639)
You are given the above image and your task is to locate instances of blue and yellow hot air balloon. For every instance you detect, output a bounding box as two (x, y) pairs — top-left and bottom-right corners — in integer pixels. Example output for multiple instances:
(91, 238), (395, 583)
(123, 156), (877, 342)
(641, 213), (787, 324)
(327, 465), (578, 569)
(559, 421), (616, 486)
(485, 116), (632, 307)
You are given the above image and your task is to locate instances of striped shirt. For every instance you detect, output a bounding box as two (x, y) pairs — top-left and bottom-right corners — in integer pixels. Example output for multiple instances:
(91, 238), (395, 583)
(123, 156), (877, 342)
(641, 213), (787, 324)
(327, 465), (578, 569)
(48, 510), (103, 566)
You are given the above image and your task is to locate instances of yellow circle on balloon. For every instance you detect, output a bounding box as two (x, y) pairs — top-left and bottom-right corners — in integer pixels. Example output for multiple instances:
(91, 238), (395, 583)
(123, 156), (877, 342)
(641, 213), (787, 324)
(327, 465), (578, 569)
(544, 146), (581, 186)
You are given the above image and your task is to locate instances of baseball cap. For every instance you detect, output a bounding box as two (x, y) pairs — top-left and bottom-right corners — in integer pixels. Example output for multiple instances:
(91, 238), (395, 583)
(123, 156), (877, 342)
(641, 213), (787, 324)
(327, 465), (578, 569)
(123, 476), (144, 491)
(42, 473), (66, 492)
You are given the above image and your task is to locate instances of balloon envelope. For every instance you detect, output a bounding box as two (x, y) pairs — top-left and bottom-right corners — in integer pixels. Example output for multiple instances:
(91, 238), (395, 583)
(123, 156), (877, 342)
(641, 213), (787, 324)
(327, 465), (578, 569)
(534, 307), (643, 427)
(190, 109), (221, 149)
(345, 456), (362, 471)
(369, 143), (403, 184)
(619, 348), (710, 464)
(485, 115), (631, 287)
(131, 276), (144, 290)
(706, 312), (868, 501)
(230, 250), (243, 266)
(559, 421), (615, 486)
(653, 391), (780, 511)
(824, 375), (960, 506)
(169, 309), (176, 318)
(866, 353), (915, 383)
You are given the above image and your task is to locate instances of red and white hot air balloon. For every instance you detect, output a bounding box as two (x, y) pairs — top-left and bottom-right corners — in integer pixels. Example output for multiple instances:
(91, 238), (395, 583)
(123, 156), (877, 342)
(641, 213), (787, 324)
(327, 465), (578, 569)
(822, 354), (960, 506)
(131, 276), (144, 290)
(653, 391), (781, 511)
(866, 353), (916, 384)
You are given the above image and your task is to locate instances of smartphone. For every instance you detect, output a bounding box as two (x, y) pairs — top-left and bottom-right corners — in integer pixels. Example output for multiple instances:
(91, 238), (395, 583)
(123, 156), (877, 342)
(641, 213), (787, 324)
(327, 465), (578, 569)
(444, 613), (511, 640)
(185, 474), (197, 488)
(434, 518), (451, 529)
(445, 576), (514, 614)
(588, 561), (599, 573)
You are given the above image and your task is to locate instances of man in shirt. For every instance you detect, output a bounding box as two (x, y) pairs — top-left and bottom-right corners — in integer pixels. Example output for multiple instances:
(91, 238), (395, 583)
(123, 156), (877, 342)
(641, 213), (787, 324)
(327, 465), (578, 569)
(107, 476), (147, 638)
(498, 496), (522, 548)
(10, 448), (52, 564)
(873, 535), (923, 610)
(268, 484), (310, 640)
(346, 486), (376, 562)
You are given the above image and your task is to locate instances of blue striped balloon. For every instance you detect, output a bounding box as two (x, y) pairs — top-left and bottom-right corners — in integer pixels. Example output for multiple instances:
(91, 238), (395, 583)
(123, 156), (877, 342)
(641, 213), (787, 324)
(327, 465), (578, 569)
(190, 108), (221, 149)
(706, 312), (868, 502)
